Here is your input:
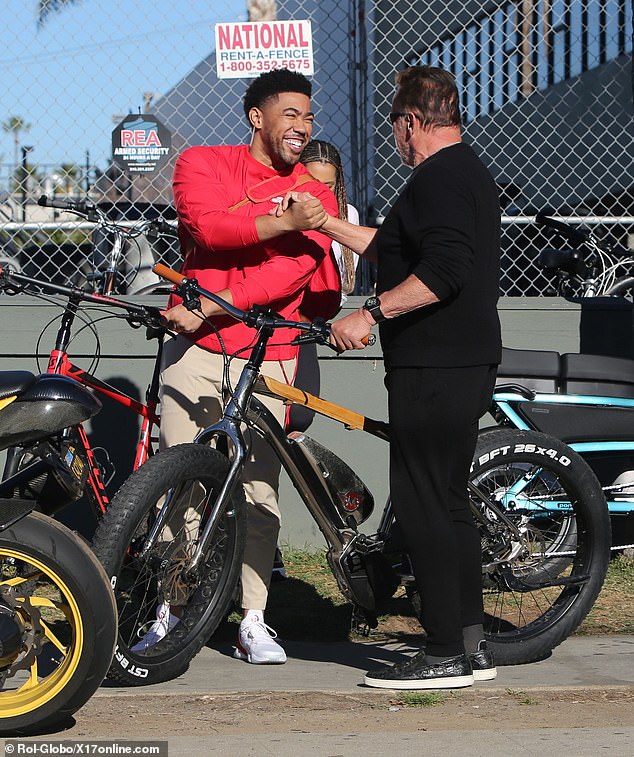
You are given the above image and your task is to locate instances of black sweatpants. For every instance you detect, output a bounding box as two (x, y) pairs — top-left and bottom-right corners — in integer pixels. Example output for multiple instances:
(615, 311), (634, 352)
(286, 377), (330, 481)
(387, 364), (497, 657)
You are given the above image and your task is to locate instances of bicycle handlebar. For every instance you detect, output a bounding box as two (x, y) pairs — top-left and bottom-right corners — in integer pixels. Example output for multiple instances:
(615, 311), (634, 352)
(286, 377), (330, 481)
(535, 211), (590, 246)
(152, 263), (376, 348)
(38, 194), (99, 221)
(0, 266), (164, 330)
(37, 194), (177, 239)
(153, 263), (249, 323)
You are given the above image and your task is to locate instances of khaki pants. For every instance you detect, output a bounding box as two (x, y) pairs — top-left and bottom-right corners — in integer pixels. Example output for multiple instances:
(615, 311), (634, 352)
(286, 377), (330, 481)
(159, 335), (295, 610)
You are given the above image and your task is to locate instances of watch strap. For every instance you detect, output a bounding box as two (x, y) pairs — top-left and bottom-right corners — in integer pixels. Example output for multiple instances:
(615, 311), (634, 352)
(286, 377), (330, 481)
(363, 297), (386, 323)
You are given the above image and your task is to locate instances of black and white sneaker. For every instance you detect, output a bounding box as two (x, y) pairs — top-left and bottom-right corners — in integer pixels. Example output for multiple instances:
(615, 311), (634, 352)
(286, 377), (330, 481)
(364, 651), (474, 690)
(469, 641), (497, 681)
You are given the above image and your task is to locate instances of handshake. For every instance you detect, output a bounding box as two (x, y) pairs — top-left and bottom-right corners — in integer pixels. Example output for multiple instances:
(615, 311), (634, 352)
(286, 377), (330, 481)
(269, 191), (330, 232)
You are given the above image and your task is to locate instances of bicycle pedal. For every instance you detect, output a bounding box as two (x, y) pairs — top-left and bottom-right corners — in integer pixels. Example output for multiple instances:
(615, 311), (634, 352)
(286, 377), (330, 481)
(350, 605), (378, 636)
(354, 533), (385, 555)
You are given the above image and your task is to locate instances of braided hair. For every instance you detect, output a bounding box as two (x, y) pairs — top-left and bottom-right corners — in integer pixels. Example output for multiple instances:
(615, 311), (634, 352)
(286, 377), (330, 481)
(300, 140), (357, 295)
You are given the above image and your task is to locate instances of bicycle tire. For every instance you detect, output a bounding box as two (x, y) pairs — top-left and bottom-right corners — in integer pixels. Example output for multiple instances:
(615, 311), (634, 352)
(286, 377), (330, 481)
(404, 429), (610, 666)
(92, 443), (247, 686)
(0, 512), (117, 734)
(470, 429), (610, 665)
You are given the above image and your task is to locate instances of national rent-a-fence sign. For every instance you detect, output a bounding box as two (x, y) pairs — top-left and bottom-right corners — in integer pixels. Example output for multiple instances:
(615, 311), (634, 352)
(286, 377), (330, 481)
(214, 20), (314, 79)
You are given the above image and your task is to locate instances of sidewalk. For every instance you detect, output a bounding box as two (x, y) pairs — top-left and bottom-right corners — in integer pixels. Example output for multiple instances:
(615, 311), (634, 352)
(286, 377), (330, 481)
(98, 633), (634, 696)
(86, 634), (634, 756)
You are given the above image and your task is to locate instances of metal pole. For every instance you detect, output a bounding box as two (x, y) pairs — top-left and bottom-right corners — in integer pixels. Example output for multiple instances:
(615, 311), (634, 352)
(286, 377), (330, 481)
(21, 146), (33, 223)
(348, 1), (359, 208)
(349, 0), (372, 293)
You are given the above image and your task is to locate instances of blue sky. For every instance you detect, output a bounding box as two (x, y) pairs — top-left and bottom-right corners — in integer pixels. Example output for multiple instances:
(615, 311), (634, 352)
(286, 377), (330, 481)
(0, 0), (245, 170)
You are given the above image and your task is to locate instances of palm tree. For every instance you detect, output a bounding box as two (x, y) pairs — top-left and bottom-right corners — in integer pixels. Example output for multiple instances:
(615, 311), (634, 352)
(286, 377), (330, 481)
(1, 115), (31, 171)
(37, 1), (84, 27)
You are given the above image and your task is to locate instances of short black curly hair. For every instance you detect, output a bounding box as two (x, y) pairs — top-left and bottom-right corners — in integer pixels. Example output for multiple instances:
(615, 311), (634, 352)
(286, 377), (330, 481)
(243, 70), (312, 123)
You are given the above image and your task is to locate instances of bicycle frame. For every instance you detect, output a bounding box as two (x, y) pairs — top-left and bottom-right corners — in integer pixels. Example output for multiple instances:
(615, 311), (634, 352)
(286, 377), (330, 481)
(141, 315), (524, 608)
(46, 345), (162, 514)
(1, 270), (164, 516)
(37, 194), (177, 296)
(493, 388), (634, 517)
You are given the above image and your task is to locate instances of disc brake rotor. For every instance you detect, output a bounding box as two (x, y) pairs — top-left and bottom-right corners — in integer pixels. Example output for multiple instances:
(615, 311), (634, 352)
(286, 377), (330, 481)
(1, 587), (45, 677)
(160, 541), (199, 605)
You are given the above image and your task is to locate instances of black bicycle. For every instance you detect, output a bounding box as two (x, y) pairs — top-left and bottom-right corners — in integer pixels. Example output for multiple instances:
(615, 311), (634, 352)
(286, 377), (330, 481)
(91, 263), (611, 685)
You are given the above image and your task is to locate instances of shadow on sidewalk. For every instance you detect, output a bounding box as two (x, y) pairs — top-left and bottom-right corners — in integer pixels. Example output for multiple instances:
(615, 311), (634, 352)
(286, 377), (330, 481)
(206, 574), (426, 672)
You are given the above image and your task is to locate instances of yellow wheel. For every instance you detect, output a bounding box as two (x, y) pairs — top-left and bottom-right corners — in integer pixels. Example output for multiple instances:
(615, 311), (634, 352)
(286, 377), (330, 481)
(0, 512), (117, 734)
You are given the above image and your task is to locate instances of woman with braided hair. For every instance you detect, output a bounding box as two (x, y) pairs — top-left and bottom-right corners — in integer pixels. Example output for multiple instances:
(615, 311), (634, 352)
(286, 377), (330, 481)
(272, 140), (361, 581)
(284, 143), (360, 430)
(300, 140), (359, 303)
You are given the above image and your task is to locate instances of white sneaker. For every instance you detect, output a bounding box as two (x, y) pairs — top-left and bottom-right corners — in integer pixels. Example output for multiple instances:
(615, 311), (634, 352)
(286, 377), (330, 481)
(130, 602), (179, 652)
(233, 615), (287, 664)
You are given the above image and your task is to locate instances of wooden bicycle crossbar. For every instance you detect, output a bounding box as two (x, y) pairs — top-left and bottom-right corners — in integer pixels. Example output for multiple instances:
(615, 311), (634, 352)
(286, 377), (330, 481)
(256, 374), (390, 441)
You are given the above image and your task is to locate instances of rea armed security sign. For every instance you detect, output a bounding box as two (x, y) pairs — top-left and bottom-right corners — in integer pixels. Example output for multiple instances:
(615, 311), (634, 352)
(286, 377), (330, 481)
(215, 20), (314, 78)
(112, 115), (172, 174)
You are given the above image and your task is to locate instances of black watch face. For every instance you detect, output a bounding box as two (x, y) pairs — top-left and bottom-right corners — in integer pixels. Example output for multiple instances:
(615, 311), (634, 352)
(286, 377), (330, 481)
(365, 297), (379, 308)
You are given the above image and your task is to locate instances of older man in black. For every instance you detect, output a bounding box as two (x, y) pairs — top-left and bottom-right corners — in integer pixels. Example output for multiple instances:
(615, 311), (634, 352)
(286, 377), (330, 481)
(279, 65), (501, 689)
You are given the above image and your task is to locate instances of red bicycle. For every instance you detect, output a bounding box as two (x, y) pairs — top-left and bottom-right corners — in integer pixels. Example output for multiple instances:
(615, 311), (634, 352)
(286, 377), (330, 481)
(0, 264), (167, 521)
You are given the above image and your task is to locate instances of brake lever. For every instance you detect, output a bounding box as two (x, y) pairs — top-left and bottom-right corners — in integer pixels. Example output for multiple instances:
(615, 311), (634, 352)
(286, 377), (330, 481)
(122, 305), (165, 336)
(291, 329), (375, 352)
(0, 277), (25, 296)
(292, 332), (339, 352)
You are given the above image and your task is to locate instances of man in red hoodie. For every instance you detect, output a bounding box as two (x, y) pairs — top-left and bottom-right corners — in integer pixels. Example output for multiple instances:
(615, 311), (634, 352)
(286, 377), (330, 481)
(140, 70), (338, 664)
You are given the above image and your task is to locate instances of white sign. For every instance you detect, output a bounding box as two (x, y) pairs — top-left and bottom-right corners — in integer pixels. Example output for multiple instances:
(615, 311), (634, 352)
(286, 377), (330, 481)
(215, 20), (314, 79)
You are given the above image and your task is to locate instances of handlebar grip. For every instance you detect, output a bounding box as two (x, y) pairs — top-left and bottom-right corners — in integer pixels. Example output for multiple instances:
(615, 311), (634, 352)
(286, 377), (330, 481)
(152, 263), (186, 285)
(37, 194), (93, 215)
(535, 211), (589, 245)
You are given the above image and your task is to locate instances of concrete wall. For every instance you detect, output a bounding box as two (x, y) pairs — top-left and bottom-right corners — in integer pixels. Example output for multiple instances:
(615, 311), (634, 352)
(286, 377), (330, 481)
(1, 295), (632, 546)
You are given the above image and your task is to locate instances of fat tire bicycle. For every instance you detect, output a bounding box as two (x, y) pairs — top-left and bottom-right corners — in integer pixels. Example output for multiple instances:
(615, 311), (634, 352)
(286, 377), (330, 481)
(91, 263), (611, 684)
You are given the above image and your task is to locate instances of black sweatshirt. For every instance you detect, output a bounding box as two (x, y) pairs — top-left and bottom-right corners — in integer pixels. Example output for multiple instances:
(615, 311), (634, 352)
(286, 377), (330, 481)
(375, 143), (502, 369)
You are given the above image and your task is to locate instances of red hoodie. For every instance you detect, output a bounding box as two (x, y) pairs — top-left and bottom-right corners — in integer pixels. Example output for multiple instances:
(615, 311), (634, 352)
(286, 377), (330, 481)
(171, 144), (338, 360)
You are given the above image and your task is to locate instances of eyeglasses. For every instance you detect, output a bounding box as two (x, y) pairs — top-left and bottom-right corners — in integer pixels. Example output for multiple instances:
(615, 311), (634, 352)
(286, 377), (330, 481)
(388, 111), (410, 125)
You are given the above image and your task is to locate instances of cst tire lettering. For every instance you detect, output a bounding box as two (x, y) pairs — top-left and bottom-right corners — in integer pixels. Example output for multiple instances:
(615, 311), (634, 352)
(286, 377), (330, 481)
(92, 443), (247, 686)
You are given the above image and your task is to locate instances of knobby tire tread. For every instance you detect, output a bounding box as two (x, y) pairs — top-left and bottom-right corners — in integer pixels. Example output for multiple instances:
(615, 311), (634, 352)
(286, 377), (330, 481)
(92, 443), (247, 686)
(473, 429), (610, 665)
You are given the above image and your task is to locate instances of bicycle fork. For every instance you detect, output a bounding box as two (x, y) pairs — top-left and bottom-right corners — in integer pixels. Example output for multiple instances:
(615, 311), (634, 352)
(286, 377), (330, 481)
(140, 361), (257, 583)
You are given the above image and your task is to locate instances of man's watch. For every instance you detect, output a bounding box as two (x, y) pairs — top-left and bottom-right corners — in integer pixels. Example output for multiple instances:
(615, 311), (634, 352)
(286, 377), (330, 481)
(363, 296), (386, 324)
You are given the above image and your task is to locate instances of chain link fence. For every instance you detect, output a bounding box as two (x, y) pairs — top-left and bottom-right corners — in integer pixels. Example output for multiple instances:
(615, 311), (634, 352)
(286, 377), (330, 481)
(374, 0), (634, 296)
(0, 0), (632, 295)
